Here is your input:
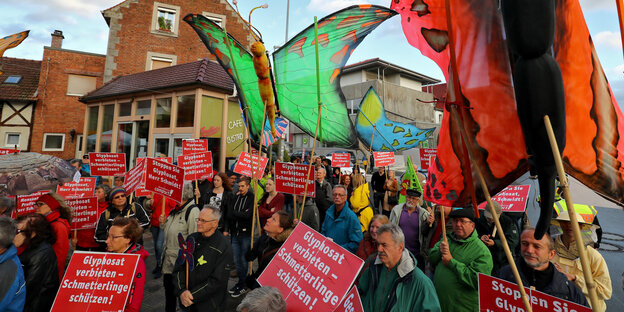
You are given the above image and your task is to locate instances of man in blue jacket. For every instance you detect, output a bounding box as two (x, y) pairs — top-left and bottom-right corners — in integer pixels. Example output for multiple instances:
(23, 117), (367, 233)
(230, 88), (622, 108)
(321, 185), (362, 253)
(0, 216), (26, 311)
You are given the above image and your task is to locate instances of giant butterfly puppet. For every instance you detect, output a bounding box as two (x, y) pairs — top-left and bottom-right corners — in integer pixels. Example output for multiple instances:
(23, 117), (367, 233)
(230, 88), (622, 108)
(392, 0), (624, 238)
(184, 5), (398, 148)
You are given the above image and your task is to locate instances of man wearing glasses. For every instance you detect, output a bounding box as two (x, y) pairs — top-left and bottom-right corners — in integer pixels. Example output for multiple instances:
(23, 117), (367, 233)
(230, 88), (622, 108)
(321, 185), (362, 253)
(429, 207), (493, 312)
(94, 187), (150, 244)
(173, 205), (233, 312)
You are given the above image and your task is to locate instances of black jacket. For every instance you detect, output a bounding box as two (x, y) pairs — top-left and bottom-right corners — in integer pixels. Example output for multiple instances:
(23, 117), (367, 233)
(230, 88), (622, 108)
(173, 231), (233, 312)
(19, 241), (59, 312)
(194, 179), (213, 208)
(226, 191), (254, 236)
(475, 213), (519, 275)
(314, 179), (333, 224)
(94, 202), (150, 242)
(371, 171), (386, 193)
(498, 259), (589, 307)
(245, 229), (292, 288)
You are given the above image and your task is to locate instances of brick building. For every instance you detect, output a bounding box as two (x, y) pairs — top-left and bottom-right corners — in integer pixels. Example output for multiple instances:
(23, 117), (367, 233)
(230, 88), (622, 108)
(21, 0), (252, 160)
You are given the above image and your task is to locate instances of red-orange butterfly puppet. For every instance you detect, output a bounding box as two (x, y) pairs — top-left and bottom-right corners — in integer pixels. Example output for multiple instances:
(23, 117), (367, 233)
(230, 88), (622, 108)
(392, 0), (624, 225)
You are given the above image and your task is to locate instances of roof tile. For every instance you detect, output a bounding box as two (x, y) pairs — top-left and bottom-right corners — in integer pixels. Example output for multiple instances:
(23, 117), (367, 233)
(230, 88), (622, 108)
(0, 57), (41, 101)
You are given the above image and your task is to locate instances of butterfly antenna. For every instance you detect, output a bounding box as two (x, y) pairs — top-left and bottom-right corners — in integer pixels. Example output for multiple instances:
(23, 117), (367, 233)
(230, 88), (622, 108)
(248, 3), (268, 41)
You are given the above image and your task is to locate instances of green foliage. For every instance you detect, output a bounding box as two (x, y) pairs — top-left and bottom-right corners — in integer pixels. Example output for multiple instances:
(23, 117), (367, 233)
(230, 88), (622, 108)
(158, 16), (172, 31)
(283, 149), (290, 162)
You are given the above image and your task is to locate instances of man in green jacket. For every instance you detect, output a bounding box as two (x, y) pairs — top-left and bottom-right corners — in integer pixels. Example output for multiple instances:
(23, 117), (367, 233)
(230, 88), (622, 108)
(359, 223), (441, 312)
(429, 207), (493, 312)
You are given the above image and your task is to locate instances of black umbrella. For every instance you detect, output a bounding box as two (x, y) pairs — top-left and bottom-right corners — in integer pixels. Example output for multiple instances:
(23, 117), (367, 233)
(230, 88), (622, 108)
(0, 152), (79, 196)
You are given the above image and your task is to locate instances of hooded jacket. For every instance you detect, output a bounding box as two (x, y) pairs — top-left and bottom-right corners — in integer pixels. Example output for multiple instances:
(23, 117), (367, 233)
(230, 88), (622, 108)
(389, 203), (431, 257)
(0, 245), (26, 312)
(299, 199), (320, 232)
(19, 241), (59, 312)
(359, 249), (441, 312)
(321, 202), (363, 253)
(173, 231), (233, 312)
(45, 210), (70, 280)
(246, 229), (293, 286)
(350, 182), (373, 232)
(125, 243), (148, 312)
(161, 199), (199, 274)
(227, 191), (254, 236)
(94, 202), (149, 243)
(429, 230), (493, 312)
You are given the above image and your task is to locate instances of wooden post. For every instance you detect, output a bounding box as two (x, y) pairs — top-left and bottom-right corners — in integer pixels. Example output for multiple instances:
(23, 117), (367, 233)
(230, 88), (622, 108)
(544, 115), (600, 309)
(449, 106), (532, 312)
(439, 205), (447, 243)
(299, 16), (323, 221)
(194, 180), (199, 205)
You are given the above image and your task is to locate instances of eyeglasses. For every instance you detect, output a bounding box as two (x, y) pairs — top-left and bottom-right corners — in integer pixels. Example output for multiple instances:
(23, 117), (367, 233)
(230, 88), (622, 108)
(33, 202), (46, 207)
(107, 234), (125, 240)
(452, 218), (473, 225)
(113, 194), (126, 200)
(332, 193), (346, 197)
(196, 218), (218, 223)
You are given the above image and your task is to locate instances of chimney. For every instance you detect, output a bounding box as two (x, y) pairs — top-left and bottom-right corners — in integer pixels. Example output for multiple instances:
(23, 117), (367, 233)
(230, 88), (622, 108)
(51, 30), (64, 49)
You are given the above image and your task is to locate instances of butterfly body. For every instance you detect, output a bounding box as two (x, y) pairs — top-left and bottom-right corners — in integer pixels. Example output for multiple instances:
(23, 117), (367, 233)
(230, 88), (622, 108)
(251, 41), (277, 137)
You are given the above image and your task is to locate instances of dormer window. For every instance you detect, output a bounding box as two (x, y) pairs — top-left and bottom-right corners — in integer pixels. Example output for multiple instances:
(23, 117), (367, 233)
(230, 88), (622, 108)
(4, 75), (22, 84)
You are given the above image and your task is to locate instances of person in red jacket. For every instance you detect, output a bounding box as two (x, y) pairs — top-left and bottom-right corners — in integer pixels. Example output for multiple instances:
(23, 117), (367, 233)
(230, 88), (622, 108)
(72, 184), (110, 251)
(146, 193), (176, 278)
(34, 192), (71, 281)
(106, 217), (148, 312)
(257, 178), (284, 228)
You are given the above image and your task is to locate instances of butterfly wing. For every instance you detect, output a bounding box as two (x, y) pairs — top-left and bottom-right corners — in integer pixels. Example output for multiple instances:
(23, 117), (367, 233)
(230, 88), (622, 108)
(183, 14), (267, 140)
(273, 5), (397, 148)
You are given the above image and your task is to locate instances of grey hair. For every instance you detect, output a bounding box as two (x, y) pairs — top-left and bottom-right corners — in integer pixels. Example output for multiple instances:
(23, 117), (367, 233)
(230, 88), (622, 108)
(332, 184), (347, 194)
(0, 217), (16, 249)
(202, 205), (222, 220)
(317, 167), (326, 174)
(522, 226), (555, 251)
(0, 196), (15, 213)
(182, 182), (194, 201)
(95, 184), (111, 201)
(236, 286), (286, 312)
(377, 223), (405, 247)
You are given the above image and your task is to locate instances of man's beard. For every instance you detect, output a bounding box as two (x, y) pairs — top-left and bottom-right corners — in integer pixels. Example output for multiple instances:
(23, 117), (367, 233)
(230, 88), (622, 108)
(522, 252), (549, 269)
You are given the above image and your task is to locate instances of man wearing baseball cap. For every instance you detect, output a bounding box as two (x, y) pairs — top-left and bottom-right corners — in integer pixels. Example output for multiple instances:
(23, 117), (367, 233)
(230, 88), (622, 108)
(429, 207), (493, 311)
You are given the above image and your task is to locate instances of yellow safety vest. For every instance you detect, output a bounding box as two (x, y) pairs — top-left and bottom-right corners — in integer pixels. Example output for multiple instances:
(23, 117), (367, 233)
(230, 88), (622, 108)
(553, 200), (597, 223)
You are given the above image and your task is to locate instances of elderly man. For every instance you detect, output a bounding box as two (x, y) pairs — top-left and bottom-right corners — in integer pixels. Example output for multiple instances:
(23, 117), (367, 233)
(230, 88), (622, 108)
(321, 185), (362, 253)
(476, 200), (519, 275)
(174, 206), (233, 312)
(106, 217), (149, 312)
(498, 227), (588, 306)
(94, 187), (149, 243)
(0, 217), (25, 311)
(314, 167), (333, 225)
(389, 188), (434, 271)
(359, 224), (441, 311)
(429, 207), (492, 311)
(552, 212), (611, 311)
(237, 286), (286, 312)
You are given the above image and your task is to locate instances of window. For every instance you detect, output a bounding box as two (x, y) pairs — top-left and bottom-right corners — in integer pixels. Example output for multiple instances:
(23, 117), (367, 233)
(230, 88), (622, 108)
(151, 57), (172, 70)
(146, 52), (177, 71)
(42, 134), (65, 151)
(67, 74), (97, 96)
(86, 106), (99, 153)
(5, 133), (20, 147)
(202, 12), (225, 27)
(136, 99), (151, 115)
(100, 104), (114, 152)
(118, 101), (132, 117)
(156, 97), (172, 128)
(4, 75), (22, 84)
(176, 95), (195, 127)
(151, 3), (180, 36)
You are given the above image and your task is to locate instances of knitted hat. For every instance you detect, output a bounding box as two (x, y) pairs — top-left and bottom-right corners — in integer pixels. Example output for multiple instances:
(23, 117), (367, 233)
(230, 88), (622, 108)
(448, 207), (475, 221)
(36, 193), (60, 211)
(109, 187), (127, 200)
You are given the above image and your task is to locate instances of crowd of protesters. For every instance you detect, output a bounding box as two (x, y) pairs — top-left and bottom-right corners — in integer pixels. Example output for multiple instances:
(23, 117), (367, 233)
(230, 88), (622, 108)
(0, 153), (616, 312)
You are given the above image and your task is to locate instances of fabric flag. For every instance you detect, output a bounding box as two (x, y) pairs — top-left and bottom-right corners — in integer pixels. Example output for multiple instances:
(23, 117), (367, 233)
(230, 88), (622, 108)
(0, 30), (29, 75)
(398, 157), (422, 204)
(262, 117), (288, 146)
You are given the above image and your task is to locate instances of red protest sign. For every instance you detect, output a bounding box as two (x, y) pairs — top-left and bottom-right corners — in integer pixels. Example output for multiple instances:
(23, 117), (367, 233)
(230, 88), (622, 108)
(182, 139), (208, 155)
(56, 177), (96, 199)
(331, 153), (351, 168)
(135, 188), (152, 197)
(123, 161), (145, 194)
(477, 185), (531, 213)
(51, 251), (140, 312)
(478, 274), (591, 312)
(0, 148), (19, 155)
(66, 197), (98, 230)
(177, 151), (213, 181)
(89, 153), (126, 176)
(274, 162), (315, 197)
(133, 157), (172, 195)
(144, 158), (184, 202)
(234, 152), (268, 179)
(335, 286), (364, 312)
(419, 148), (437, 170)
(257, 222), (364, 312)
(16, 191), (48, 216)
(373, 152), (395, 167)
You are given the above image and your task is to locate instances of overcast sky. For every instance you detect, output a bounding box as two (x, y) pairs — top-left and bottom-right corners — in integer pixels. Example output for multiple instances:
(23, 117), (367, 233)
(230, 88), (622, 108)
(1, 0), (622, 106)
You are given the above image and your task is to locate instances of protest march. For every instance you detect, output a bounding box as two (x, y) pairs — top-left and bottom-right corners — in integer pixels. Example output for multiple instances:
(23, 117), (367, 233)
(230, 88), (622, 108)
(2, 0), (624, 311)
